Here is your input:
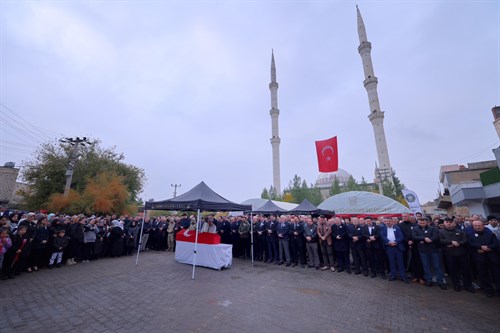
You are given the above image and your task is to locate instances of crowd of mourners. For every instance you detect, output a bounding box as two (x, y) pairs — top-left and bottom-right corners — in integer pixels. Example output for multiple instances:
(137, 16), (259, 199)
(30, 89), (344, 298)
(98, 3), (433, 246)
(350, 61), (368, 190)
(0, 207), (499, 298)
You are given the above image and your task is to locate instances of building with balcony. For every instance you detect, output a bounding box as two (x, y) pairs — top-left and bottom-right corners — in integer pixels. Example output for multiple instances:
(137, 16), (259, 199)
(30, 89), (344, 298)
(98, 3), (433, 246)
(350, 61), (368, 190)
(438, 161), (500, 217)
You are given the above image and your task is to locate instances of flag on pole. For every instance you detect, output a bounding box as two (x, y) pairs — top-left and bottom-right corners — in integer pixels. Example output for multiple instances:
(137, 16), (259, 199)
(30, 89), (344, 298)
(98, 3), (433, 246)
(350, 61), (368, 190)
(315, 136), (338, 172)
(402, 189), (422, 215)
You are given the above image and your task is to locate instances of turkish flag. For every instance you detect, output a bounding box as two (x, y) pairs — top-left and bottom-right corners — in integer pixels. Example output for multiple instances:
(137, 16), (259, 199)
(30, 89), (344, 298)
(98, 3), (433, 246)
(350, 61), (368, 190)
(315, 136), (338, 172)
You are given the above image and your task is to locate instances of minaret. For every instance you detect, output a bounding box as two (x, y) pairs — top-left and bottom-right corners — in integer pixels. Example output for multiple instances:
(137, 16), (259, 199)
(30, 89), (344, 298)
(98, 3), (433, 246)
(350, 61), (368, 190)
(269, 50), (281, 195)
(356, 6), (394, 187)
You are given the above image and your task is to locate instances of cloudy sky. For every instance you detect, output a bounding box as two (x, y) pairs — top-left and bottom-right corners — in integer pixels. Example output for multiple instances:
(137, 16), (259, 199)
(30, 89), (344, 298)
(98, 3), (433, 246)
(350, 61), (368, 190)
(1, 1), (499, 205)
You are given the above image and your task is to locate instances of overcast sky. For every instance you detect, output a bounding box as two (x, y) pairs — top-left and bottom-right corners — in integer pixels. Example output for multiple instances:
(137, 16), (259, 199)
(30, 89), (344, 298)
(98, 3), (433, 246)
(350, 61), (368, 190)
(1, 1), (499, 205)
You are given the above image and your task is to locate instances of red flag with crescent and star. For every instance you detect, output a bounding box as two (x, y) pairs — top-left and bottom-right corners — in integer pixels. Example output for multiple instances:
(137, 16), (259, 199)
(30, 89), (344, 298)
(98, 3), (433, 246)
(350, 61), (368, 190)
(315, 136), (338, 172)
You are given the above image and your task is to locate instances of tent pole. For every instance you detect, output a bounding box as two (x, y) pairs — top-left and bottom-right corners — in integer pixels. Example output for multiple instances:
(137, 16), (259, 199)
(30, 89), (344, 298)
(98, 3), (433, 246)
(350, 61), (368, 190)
(250, 212), (254, 266)
(135, 209), (146, 266)
(192, 209), (201, 280)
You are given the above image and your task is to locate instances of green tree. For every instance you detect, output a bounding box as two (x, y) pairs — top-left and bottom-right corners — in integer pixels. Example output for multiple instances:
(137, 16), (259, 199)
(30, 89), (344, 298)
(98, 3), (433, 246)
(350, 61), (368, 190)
(380, 171), (406, 201)
(287, 175), (314, 204)
(261, 187), (269, 199)
(329, 176), (342, 196)
(268, 185), (280, 200)
(20, 139), (146, 211)
(308, 184), (323, 206)
(346, 175), (359, 191)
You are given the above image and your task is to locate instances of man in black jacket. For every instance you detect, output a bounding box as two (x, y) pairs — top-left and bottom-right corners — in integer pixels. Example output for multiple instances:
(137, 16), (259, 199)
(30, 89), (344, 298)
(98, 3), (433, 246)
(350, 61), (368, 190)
(412, 217), (446, 289)
(439, 217), (474, 293)
(468, 220), (500, 297)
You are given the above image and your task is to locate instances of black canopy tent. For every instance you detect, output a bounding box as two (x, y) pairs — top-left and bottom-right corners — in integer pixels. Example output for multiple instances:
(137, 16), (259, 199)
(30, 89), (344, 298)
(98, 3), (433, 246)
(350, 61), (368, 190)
(288, 198), (335, 216)
(252, 199), (288, 214)
(139, 181), (252, 279)
(145, 181), (251, 212)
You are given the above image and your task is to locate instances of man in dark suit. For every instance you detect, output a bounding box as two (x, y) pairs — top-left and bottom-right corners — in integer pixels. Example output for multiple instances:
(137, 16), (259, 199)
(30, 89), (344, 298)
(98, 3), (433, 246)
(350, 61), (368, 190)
(265, 215), (279, 264)
(380, 217), (408, 283)
(348, 217), (368, 276)
(332, 217), (350, 273)
(289, 215), (305, 267)
(362, 216), (386, 279)
(468, 219), (500, 297)
(255, 215), (267, 261)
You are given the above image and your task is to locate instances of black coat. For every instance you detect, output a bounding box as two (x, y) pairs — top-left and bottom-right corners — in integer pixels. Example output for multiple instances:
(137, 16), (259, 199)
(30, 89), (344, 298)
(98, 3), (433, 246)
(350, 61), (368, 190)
(332, 224), (349, 252)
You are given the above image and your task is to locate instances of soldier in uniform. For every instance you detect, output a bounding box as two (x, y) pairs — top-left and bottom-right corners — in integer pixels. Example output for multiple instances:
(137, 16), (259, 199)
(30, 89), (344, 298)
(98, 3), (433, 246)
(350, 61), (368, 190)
(238, 216), (251, 259)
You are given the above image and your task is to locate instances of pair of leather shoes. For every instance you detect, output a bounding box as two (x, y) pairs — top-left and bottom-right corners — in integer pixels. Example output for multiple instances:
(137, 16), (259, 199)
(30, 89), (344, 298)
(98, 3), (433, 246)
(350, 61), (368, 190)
(438, 283), (447, 290)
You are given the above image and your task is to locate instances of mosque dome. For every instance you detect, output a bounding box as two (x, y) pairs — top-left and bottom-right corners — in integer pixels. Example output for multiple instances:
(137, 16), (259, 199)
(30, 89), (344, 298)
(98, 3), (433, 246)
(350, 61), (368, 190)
(315, 169), (351, 188)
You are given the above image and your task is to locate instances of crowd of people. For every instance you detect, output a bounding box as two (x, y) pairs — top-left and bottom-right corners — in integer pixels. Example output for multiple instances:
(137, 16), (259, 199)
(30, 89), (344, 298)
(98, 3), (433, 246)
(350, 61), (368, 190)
(0, 207), (499, 298)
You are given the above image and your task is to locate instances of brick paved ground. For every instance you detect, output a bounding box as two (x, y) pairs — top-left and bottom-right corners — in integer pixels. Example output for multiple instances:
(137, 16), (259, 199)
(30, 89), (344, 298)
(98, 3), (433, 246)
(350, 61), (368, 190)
(1, 251), (498, 333)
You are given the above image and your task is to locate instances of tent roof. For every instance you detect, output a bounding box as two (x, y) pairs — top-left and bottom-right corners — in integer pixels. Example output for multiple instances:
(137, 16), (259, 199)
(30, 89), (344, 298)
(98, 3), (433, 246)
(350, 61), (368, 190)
(318, 191), (412, 215)
(145, 181), (252, 211)
(252, 199), (288, 214)
(288, 198), (335, 215)
(241, 198), (298, 211)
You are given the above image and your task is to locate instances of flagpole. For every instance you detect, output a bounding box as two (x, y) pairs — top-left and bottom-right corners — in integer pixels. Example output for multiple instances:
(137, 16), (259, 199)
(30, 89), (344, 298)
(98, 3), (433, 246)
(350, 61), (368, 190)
(192, 209), (201, 280)
(135, 209), (146, 266)
(250, 212), (254, 267)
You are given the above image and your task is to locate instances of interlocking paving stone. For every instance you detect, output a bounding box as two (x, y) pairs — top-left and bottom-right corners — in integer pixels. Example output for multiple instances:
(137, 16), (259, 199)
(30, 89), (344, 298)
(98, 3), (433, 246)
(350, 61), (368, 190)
(1, 251), (499, 332)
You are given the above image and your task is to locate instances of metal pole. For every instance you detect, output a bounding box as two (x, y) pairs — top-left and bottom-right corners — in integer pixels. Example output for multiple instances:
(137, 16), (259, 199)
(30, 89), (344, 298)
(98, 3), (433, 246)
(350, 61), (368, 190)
(135, 210), (146, 266)
(171, 184), (181, 198)
(191, 209), (201, 280)
(250, 212), (254, 266)
(64, 144), (79, 197)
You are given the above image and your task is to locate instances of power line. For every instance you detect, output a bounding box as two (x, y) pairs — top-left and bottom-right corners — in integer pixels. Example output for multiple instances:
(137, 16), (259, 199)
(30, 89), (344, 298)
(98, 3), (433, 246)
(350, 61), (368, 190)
(0, 103), (52, 140)
(1, 140), (37, 148)
(0, 114), (43, 145)
(0, 126), (40, 148)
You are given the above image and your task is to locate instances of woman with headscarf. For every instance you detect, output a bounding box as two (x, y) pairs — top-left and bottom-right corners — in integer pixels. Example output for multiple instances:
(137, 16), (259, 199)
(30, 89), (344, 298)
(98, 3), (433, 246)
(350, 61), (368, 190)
(27, 216), (49, 272)
(109, 220), (125, 257)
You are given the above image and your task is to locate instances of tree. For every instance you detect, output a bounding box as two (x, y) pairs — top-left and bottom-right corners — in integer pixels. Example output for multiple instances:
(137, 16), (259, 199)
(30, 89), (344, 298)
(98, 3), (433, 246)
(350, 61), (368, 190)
(20, 139), (146, 212)
(346, 175), (359, 191)
(282, 192), (294, 203)
(381, 171), (406, 202)
(268, 185), (280, 200)
(261, 187), (269, 199)
(286, 175), (310, 204)
(329, 176), (342, 196)
(308, 184), (323, 206)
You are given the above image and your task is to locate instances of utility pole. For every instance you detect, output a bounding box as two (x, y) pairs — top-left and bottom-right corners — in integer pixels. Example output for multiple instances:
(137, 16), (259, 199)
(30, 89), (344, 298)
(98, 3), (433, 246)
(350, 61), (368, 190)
(171, 184), (181, 198)
(60, 137), (92, 197)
